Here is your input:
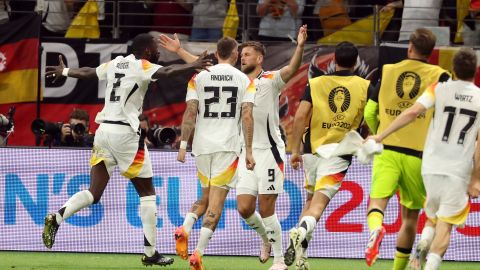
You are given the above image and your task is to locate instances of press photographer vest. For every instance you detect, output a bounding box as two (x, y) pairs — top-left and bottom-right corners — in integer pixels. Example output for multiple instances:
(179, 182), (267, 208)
(308, 74), (369, 153)
(378, 59), (446, 153)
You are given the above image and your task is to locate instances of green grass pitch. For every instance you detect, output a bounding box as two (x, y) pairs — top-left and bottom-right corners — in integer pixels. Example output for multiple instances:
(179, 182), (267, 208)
(1, 251), (479, 270)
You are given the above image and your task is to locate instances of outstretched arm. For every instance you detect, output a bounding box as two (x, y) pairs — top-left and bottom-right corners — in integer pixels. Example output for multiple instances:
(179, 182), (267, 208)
(279, 25), (307, 84)
(158, 34), (200, 64)
(177, 99), (199, 163)
(152, 51), (210, 79)
(46, 55), (97, 81)
(370, 102), (427, 143)
(290, 100), (311, 169)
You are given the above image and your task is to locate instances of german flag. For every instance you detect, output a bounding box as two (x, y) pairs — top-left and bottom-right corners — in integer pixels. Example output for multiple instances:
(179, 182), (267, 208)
(0, 14), (40, 104)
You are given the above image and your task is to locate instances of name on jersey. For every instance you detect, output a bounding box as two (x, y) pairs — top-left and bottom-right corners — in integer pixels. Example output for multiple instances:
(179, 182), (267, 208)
(116, 62), (129, 69)
(211, 74), (233, 81)
(385, 108), (426, 119)
(455, 93), (473, 102)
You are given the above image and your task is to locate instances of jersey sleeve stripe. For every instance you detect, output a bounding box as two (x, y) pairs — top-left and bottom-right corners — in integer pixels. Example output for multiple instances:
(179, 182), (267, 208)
(141, 59), (152, 71)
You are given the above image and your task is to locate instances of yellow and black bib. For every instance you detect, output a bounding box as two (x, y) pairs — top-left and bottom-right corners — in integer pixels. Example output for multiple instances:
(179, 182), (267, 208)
(308, 75), (369, 153)
(378, 59), (447, 152)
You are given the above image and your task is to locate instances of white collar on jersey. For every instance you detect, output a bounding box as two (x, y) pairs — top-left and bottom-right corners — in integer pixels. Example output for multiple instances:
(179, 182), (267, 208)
(256, 70), (265, 80)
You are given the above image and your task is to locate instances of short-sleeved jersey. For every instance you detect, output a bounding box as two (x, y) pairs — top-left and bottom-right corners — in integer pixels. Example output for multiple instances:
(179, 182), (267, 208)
(251, 70), (286, 149)
(417, 80), (480, 179)
(95, 54), (162, 131)
(302, 70), (370, 153)
(186, 63), (256, 156)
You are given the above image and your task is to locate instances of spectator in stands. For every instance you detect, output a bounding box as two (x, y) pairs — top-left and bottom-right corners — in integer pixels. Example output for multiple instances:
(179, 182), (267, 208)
(152, 0), (192, 36)
(463, 1), (480, 46)
(50, 108), (94, 147)
(189, 0), (228, 42)
(119, 0), (153, 39)
(36, 0), (77, 37)
(0, 0), (9, 24)
(398, 0), (443, 42)
(9, 0), (36, 21)
(257, 0), (305, 41)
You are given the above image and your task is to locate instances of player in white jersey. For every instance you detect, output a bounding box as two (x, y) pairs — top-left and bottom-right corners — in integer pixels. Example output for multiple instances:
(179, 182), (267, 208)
(235, 26), (307, 270)
(159, 26), (306, 270)
(368, 48), (480, 270)
(175, 37), (256, 270)
(42, 33), (209, 267)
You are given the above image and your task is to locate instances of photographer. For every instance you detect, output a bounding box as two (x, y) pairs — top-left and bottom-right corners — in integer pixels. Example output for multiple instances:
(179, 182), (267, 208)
(52, 108), (94, 147)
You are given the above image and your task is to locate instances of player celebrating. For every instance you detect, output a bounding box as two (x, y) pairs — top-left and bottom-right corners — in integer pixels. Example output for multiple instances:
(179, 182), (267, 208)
(176, 37), (256, 270)
(233, 25), (307, 270)
(363, 28), (450, 269)
(367, 48), (480, 270)
(42, 33), (209, 267)
(284, 42), (372, 267)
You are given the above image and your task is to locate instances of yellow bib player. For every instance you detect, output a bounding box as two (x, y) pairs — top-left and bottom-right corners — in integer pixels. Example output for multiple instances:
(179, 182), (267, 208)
(285, 42), (373, 267)
(363, 28), (450, 269)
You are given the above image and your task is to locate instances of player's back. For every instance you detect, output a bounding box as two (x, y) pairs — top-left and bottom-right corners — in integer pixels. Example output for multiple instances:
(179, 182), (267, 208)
(190, 63), (254, 156)
(423, 80), (480, 179)
(96, 55), (160, 131)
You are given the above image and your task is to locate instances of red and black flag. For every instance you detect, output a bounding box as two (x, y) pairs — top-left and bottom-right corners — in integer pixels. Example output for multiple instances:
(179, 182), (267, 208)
(0, 14), (40, 104)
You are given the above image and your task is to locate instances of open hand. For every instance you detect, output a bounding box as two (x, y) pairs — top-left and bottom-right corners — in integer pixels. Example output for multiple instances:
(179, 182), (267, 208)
(45, 55), (66, 83)
(158, 33), (181, 53)
(192, 51), (212, 72)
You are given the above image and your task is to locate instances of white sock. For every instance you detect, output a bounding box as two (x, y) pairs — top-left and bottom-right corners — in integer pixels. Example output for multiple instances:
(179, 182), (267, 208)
(196, 227), (214, 256)
(425, 253), (442, 270)
(420, 226), (435, 244)
(263, 214), (284, 263)
(298, 216), (316, 243)
(183, 212), (198, 235)
(245, 212), (268, 243)
(140, 195), (157, 257)
(56, 190), (94, 224)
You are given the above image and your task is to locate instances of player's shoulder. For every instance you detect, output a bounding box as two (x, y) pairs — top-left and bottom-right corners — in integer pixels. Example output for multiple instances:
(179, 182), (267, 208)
(260, 70), (277, 80)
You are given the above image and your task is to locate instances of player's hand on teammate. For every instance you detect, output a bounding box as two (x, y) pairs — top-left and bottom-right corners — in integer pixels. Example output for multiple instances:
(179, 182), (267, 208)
(191, 51), (212, 72)
(177, 148), (187, 163)
(158, 33), (181, 53)
(245, 150), (256, 170)
(46, 55), (67, 83)
(468, 178), (480, 198)
(297, 24), (308, 47)
(290, 152), (303, 170)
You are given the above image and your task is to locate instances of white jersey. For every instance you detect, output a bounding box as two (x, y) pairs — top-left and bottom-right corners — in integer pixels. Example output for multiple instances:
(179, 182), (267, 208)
(95, 54), (162, 131)
(417, 80), (480, 180)
(186, 63), (256, 156)
(250, 70), (286, 149)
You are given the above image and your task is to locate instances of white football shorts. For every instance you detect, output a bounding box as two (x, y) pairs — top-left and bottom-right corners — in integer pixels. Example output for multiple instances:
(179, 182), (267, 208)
(195, 151), (239, 190)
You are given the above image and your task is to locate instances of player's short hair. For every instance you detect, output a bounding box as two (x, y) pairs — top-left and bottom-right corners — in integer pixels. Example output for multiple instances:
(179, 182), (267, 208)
(239, 41), (266, 56)
(409, 28), (436, 57)
(70, 108), (89, 122)
(453, 48), (477, 80)
(335, 41), (358, 68)
(132, 33), (154, 56)
(217, 37), (238, 60)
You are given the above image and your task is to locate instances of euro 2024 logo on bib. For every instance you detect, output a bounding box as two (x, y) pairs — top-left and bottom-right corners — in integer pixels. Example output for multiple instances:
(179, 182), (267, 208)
(395, 71), (421, 108)
(328, 86), (351, 121)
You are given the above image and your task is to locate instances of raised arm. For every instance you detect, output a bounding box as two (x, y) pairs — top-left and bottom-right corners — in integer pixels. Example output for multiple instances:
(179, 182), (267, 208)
(46, 55), (97, 81)
(279, 25), (307, 84)
(152, 51), (210, 79)
(242, 102), (255, 170)
(290, 100), (312, 169)
(177, 99), (199, 163)
(158, 34), (200, 64)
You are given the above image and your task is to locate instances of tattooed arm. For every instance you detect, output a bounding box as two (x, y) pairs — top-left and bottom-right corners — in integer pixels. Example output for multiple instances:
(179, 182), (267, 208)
(177, 99), (199, 163)
(241, 102), (255, 170)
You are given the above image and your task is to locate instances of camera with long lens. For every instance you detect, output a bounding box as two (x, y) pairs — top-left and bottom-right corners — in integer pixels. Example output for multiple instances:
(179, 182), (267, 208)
(146, 126), (178, 148)
(0, 106), (15, 146)
(31, 119), (63, 146)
